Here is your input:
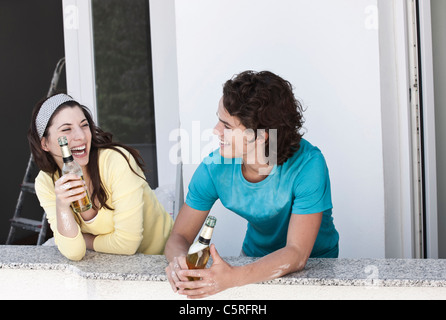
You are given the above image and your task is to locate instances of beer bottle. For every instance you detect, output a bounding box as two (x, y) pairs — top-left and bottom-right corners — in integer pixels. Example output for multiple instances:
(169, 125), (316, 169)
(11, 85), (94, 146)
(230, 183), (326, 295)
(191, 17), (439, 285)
(58, 136), (92, 214)
(186, 216), (217, 281)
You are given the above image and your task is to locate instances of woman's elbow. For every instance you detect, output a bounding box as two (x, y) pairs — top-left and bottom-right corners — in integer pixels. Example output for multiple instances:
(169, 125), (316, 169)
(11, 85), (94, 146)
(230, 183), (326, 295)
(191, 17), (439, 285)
(59, 246), (86, 261)
(113, 236), (143, 255)
(117, 244), (139, 255)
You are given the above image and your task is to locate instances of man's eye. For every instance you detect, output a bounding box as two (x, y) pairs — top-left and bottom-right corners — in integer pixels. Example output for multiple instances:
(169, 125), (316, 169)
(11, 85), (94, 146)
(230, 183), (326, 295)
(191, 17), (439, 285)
(220, 120), (230, 129)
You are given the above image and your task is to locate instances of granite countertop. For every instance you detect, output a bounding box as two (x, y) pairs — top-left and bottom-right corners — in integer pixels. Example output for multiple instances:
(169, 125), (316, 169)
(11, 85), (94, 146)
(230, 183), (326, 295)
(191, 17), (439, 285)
(1, 245), (446, 287)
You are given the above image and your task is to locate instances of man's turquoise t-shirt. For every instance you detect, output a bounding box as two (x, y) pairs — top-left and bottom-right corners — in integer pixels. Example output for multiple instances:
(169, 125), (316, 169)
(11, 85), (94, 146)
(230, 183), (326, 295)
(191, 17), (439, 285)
(185, 139), (339, 258)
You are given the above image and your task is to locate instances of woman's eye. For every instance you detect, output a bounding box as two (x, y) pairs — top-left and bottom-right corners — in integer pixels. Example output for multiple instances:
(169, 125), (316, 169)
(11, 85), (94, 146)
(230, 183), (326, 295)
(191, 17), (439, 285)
(61, 128), (71, 132)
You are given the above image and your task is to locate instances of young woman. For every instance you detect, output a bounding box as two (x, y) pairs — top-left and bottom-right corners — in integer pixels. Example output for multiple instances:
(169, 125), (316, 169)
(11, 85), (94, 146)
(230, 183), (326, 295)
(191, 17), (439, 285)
(165, 71), (339, 299)
(28, 93), (173, 261)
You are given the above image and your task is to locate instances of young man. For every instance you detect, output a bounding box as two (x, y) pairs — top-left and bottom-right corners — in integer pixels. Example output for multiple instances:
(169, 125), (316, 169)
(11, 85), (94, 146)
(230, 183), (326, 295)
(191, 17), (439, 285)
(165, 70), (339, 299)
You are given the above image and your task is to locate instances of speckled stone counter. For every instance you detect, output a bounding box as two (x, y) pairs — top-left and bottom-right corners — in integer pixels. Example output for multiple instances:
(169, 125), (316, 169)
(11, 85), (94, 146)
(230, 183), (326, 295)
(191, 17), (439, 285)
(1, 245), (446, 288)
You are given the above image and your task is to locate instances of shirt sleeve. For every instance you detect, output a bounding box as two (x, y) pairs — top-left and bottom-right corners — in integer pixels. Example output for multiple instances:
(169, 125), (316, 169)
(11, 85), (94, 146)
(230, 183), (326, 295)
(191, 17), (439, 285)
(35, 172), (86, 261)
(93, 150), (146, 255)
(185, 161), (219, 211)
(291, 153), (333, 215)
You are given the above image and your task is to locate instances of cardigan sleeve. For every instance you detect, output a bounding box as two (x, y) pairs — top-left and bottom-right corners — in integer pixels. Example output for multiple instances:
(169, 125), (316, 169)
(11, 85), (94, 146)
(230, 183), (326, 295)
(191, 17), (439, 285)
(35, 172), (86, 261)
(92, 149), (146, 255)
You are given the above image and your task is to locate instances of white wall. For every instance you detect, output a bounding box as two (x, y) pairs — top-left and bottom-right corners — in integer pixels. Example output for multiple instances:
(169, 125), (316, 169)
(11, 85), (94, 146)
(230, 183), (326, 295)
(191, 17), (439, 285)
(170, 0), (385, 258)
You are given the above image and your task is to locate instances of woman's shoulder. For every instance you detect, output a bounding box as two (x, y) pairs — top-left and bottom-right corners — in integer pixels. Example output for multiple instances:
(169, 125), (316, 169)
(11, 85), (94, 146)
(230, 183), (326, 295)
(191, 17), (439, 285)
(99, 146), (130, 158)
(35, 170), (52, 186)
(35, 170), (58, 198)
(35, 170), (61, 185)
(98, 146), (135, 166)
(98, 146), (144, 179)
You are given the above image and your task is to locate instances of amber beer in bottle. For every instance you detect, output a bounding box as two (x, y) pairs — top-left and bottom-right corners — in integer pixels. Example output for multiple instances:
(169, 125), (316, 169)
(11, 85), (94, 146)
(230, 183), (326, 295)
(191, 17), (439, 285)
(58, 136), (92, 214)
(186, 216), (217, 281)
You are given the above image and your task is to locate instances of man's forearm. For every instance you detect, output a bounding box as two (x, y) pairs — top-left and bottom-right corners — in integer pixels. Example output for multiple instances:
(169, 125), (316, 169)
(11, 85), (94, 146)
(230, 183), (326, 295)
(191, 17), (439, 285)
(233, 245), (307, 286)
(165, 233), (192, 262)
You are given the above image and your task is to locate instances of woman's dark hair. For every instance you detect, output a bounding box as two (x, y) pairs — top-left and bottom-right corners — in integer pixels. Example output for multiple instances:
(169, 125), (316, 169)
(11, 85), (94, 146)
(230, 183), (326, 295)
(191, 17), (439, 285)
(222, 70), (305, 166)
(28, 95), (146, 211)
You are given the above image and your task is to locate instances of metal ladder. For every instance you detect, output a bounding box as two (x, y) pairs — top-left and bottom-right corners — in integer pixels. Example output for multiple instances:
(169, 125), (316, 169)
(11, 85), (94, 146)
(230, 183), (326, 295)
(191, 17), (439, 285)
(6, 57), (65, 245)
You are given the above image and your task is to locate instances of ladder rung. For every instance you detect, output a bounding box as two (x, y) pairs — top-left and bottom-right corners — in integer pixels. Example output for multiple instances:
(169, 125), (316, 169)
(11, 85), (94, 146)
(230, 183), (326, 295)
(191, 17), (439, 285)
(20, 182), (35, 194)
(10, 217), (43, 232)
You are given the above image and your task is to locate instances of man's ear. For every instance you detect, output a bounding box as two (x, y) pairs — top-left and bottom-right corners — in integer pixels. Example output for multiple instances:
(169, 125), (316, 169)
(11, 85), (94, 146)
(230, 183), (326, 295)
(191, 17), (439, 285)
(41, 137), (50, 152)
(256, 130), (269, 144)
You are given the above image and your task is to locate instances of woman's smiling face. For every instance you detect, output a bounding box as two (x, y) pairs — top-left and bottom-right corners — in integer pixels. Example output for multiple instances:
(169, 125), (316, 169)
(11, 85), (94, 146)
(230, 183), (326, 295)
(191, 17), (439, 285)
(40, 105), (92, 170)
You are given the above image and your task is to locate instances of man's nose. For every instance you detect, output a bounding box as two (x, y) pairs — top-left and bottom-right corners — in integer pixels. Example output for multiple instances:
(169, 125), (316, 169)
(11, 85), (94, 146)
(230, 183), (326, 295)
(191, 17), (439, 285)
(213, 122), (224, 136)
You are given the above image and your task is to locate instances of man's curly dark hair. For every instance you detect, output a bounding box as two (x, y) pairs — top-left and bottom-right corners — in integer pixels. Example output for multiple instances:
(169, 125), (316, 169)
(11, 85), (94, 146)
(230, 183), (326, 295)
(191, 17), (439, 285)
(222, 70), (305, 166)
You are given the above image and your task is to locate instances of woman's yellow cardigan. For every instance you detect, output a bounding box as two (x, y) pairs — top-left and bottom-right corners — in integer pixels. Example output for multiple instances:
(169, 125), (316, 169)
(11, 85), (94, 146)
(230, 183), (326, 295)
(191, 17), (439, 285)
(35, 147), (173, 261)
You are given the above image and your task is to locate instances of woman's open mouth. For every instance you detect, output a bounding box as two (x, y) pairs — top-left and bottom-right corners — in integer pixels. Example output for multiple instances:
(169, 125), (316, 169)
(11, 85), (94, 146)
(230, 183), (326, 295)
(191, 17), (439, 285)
(71, 145), (87, 157)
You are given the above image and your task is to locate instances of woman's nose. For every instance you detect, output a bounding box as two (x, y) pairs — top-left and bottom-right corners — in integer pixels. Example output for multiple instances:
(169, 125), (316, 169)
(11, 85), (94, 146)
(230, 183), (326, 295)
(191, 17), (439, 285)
(72, 126), (86, 140)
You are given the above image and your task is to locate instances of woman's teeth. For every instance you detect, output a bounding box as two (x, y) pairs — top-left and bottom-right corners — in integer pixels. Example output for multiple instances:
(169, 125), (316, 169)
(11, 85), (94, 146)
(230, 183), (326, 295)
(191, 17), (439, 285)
(71, 145), (86, 155)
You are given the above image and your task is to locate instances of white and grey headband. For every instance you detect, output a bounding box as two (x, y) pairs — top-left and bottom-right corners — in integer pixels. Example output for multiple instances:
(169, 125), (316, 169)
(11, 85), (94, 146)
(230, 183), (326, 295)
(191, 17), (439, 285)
(36, 93), (75, 139)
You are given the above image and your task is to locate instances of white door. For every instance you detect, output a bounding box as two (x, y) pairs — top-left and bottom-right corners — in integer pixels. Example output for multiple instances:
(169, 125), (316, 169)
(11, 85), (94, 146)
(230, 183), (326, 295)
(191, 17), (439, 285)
(173, 0), (385, 258)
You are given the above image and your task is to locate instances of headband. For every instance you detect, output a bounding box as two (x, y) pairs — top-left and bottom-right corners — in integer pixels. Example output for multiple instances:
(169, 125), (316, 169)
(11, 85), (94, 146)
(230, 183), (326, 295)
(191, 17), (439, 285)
(36, 93), (74, 139)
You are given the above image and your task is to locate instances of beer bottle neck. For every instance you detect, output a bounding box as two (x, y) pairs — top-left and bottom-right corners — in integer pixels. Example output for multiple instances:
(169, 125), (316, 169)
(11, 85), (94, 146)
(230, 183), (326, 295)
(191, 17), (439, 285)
(198, 226), (214, 245)
(60, 144), (74, 163)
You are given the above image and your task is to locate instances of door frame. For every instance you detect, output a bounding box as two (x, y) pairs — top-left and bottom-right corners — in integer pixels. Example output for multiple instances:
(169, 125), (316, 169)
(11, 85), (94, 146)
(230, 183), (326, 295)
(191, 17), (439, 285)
(416, 0), (438, 259)
(62, 0), (98, 121)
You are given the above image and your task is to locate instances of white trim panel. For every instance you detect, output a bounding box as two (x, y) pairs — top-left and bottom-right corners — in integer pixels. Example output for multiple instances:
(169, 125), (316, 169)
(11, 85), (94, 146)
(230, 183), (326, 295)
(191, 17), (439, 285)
(62, 0), (97, 121)
(417, 0), (438, 259)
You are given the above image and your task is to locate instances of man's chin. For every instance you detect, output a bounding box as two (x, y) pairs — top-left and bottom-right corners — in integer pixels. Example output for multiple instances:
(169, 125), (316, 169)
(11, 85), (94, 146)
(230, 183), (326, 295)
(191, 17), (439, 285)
(219, 149), (235, 159)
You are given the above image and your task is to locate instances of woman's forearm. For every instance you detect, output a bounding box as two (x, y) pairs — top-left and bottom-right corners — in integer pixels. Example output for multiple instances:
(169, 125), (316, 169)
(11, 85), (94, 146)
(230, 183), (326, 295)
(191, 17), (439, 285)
(53, 204), (86, 261)
(56, 204), (79, 238)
